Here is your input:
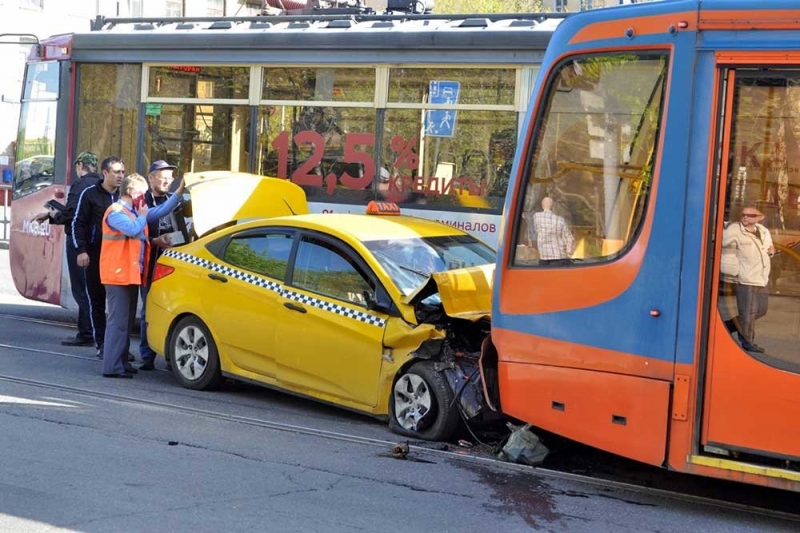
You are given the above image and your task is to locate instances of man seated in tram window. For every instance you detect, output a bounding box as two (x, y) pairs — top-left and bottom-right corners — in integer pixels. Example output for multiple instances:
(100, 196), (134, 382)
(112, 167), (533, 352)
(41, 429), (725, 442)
(528, 196), (576, 267)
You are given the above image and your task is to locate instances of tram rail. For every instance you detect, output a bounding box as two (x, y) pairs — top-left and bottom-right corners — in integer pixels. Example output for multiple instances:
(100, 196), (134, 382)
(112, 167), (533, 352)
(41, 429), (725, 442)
(0, 312), (798, 523)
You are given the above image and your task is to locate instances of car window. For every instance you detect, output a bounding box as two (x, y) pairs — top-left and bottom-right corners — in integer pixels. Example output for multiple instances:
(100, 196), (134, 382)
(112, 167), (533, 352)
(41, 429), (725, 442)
(292, 237), (373, 305)
(223, 232), (293, 280)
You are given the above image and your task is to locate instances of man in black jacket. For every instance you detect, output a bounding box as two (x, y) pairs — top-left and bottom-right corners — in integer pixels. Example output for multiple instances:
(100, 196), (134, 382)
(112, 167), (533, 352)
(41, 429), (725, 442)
(35, 151), (102, 346)
(71, 156), (124, 358)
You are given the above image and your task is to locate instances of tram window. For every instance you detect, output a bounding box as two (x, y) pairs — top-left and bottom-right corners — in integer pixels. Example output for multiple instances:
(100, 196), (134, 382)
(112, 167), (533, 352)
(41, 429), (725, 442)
(388, 67), (516, 106)
(716, 70), (800, 375)
(75, 63), (140, 181)
(380, 109), (517, 211)
(23, 61), (59, 100)
(512, 52), (668, 267)
(256, 104), (375, 203)
(143, 103), (251, 174)
(148, 66), (249, 100)
(262, 67), (375, 103)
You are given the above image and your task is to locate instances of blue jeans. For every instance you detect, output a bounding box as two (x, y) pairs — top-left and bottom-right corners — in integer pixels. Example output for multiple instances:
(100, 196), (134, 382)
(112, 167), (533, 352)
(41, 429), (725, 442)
(139, 284), (157, 363)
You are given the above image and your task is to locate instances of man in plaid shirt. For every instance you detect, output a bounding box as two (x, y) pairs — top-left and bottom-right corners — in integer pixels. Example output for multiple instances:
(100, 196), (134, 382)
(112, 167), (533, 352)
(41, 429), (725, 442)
(531, 197), (575, 266)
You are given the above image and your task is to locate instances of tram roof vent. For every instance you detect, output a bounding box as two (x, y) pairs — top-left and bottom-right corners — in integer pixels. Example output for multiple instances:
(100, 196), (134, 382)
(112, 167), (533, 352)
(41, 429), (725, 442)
(326, 19), (354, 29)
(508, 19), (538, 28)
(208, 21), (233, 30)
(370, 21), (397, 28)
(176, 23), (197, 30)
(287, 21), (312, 29)
(133, 23), (156, 31)
(458, 18), (490, 28)
(249, 21), (273, 30)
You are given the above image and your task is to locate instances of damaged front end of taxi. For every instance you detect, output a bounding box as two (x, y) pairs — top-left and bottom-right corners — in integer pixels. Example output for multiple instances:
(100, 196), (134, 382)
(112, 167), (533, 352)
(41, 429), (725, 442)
(384, 264), (497, 441)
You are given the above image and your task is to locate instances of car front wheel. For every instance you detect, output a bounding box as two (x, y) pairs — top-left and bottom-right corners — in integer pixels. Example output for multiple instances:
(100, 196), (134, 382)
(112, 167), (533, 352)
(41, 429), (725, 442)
(169, 316), (223, 391)
(388, 362), (460, 441)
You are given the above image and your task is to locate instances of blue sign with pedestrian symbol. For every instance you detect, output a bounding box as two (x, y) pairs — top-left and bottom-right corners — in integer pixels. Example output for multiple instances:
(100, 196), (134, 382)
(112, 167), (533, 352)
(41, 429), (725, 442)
(424, 81), (460, 138)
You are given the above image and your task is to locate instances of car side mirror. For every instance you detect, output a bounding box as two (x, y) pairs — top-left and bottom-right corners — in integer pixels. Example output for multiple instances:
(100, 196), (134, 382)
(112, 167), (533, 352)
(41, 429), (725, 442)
(363, 289), (393, 315)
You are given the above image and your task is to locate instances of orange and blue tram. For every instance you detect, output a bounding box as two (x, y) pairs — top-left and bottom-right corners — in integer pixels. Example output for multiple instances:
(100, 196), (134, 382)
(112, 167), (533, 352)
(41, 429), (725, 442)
(487, 0), (800, 491)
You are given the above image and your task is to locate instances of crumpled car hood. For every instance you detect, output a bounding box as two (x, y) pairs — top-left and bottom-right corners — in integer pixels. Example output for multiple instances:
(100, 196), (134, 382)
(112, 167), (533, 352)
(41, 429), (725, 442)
(184, 171), (309, 237)
(404, 264), (494, 321)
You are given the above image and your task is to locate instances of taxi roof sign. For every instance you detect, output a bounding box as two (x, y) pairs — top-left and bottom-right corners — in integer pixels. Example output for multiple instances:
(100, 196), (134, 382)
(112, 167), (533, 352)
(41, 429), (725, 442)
(366, 201), (401, 216)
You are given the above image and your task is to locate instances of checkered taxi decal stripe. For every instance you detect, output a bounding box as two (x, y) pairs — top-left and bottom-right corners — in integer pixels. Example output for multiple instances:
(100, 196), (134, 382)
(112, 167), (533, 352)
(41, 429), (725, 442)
(163, 249), (386, 328)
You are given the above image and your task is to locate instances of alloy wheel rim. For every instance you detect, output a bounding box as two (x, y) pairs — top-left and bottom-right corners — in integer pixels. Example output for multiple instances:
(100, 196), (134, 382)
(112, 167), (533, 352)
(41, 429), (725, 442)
(393, 373), (432, 431)
(174, 325), (209, 381)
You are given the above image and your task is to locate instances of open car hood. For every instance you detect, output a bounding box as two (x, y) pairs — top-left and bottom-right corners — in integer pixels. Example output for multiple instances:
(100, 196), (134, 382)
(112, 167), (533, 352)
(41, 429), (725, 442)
(404, 264), (494, 321)
(184, 171), (309, 237)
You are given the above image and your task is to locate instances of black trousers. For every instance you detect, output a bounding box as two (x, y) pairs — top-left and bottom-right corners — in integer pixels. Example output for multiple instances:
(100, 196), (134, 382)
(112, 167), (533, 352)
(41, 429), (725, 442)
(83, 251), (107, 349)
(66, 243), (92, 339)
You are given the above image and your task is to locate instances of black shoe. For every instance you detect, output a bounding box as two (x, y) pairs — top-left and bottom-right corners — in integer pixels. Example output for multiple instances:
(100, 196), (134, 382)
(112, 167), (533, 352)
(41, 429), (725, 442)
(741, 341), (765, 353)
(102, 373), (133, 379)
(138, 361), (155, 371)
(128, 352), (136, 362)
(62, 334), (94, 347)
(95, 347), (103, 359)
(123, 365), (138, 374)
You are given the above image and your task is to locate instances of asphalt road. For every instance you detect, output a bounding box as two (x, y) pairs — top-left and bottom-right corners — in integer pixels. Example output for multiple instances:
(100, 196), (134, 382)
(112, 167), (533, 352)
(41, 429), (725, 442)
(0, 249), (796, 532)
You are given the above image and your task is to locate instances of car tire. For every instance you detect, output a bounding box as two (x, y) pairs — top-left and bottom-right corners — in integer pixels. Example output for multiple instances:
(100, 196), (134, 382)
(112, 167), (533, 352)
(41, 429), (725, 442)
(168, 316), (223, 391)
(388, 362), (460, 442)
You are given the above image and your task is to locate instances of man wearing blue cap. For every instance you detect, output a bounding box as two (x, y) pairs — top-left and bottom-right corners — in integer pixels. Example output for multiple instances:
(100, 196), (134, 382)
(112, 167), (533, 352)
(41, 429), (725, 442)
(138, 160), (187, 371)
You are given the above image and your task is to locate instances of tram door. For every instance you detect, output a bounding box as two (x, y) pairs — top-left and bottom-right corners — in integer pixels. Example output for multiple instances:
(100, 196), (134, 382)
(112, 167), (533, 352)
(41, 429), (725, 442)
(703, 65), (800, 462)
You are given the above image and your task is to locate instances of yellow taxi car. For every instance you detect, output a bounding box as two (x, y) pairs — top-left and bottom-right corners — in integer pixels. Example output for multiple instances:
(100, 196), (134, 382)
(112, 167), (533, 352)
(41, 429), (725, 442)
(146, 172), (495, 441)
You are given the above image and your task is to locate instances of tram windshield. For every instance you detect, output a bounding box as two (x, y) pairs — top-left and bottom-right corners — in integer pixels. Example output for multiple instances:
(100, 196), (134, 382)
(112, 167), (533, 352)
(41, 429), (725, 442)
(512, 52), (668, 266)
(15, 61), (59, 199)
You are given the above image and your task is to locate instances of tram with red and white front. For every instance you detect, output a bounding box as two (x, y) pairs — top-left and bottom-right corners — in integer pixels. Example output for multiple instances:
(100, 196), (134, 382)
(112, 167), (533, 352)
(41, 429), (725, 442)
(11, 8), (561, 307)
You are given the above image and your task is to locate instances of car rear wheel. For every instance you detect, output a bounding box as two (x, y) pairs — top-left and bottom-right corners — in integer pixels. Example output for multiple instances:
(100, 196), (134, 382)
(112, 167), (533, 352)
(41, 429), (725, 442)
(169, 316), (223, 391)
(388, 362), (460, 441)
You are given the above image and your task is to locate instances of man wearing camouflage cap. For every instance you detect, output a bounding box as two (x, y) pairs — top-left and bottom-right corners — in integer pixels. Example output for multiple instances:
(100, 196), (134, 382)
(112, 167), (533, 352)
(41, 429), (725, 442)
(36, 150), (102, 346)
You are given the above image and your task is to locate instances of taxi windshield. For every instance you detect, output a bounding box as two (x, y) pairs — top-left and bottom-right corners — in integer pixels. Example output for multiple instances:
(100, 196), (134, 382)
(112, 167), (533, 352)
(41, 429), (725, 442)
(365, 235), (496, 296)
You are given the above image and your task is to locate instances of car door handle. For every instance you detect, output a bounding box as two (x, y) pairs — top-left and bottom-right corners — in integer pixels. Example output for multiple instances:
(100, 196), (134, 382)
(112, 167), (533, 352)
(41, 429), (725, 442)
(208, 273), (228, 283)
(284, 302), (307, 313)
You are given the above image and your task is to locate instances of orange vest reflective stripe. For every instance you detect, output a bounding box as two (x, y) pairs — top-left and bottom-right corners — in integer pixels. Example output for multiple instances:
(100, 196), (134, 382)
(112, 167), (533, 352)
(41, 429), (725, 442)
(100, 203), (150, 286)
